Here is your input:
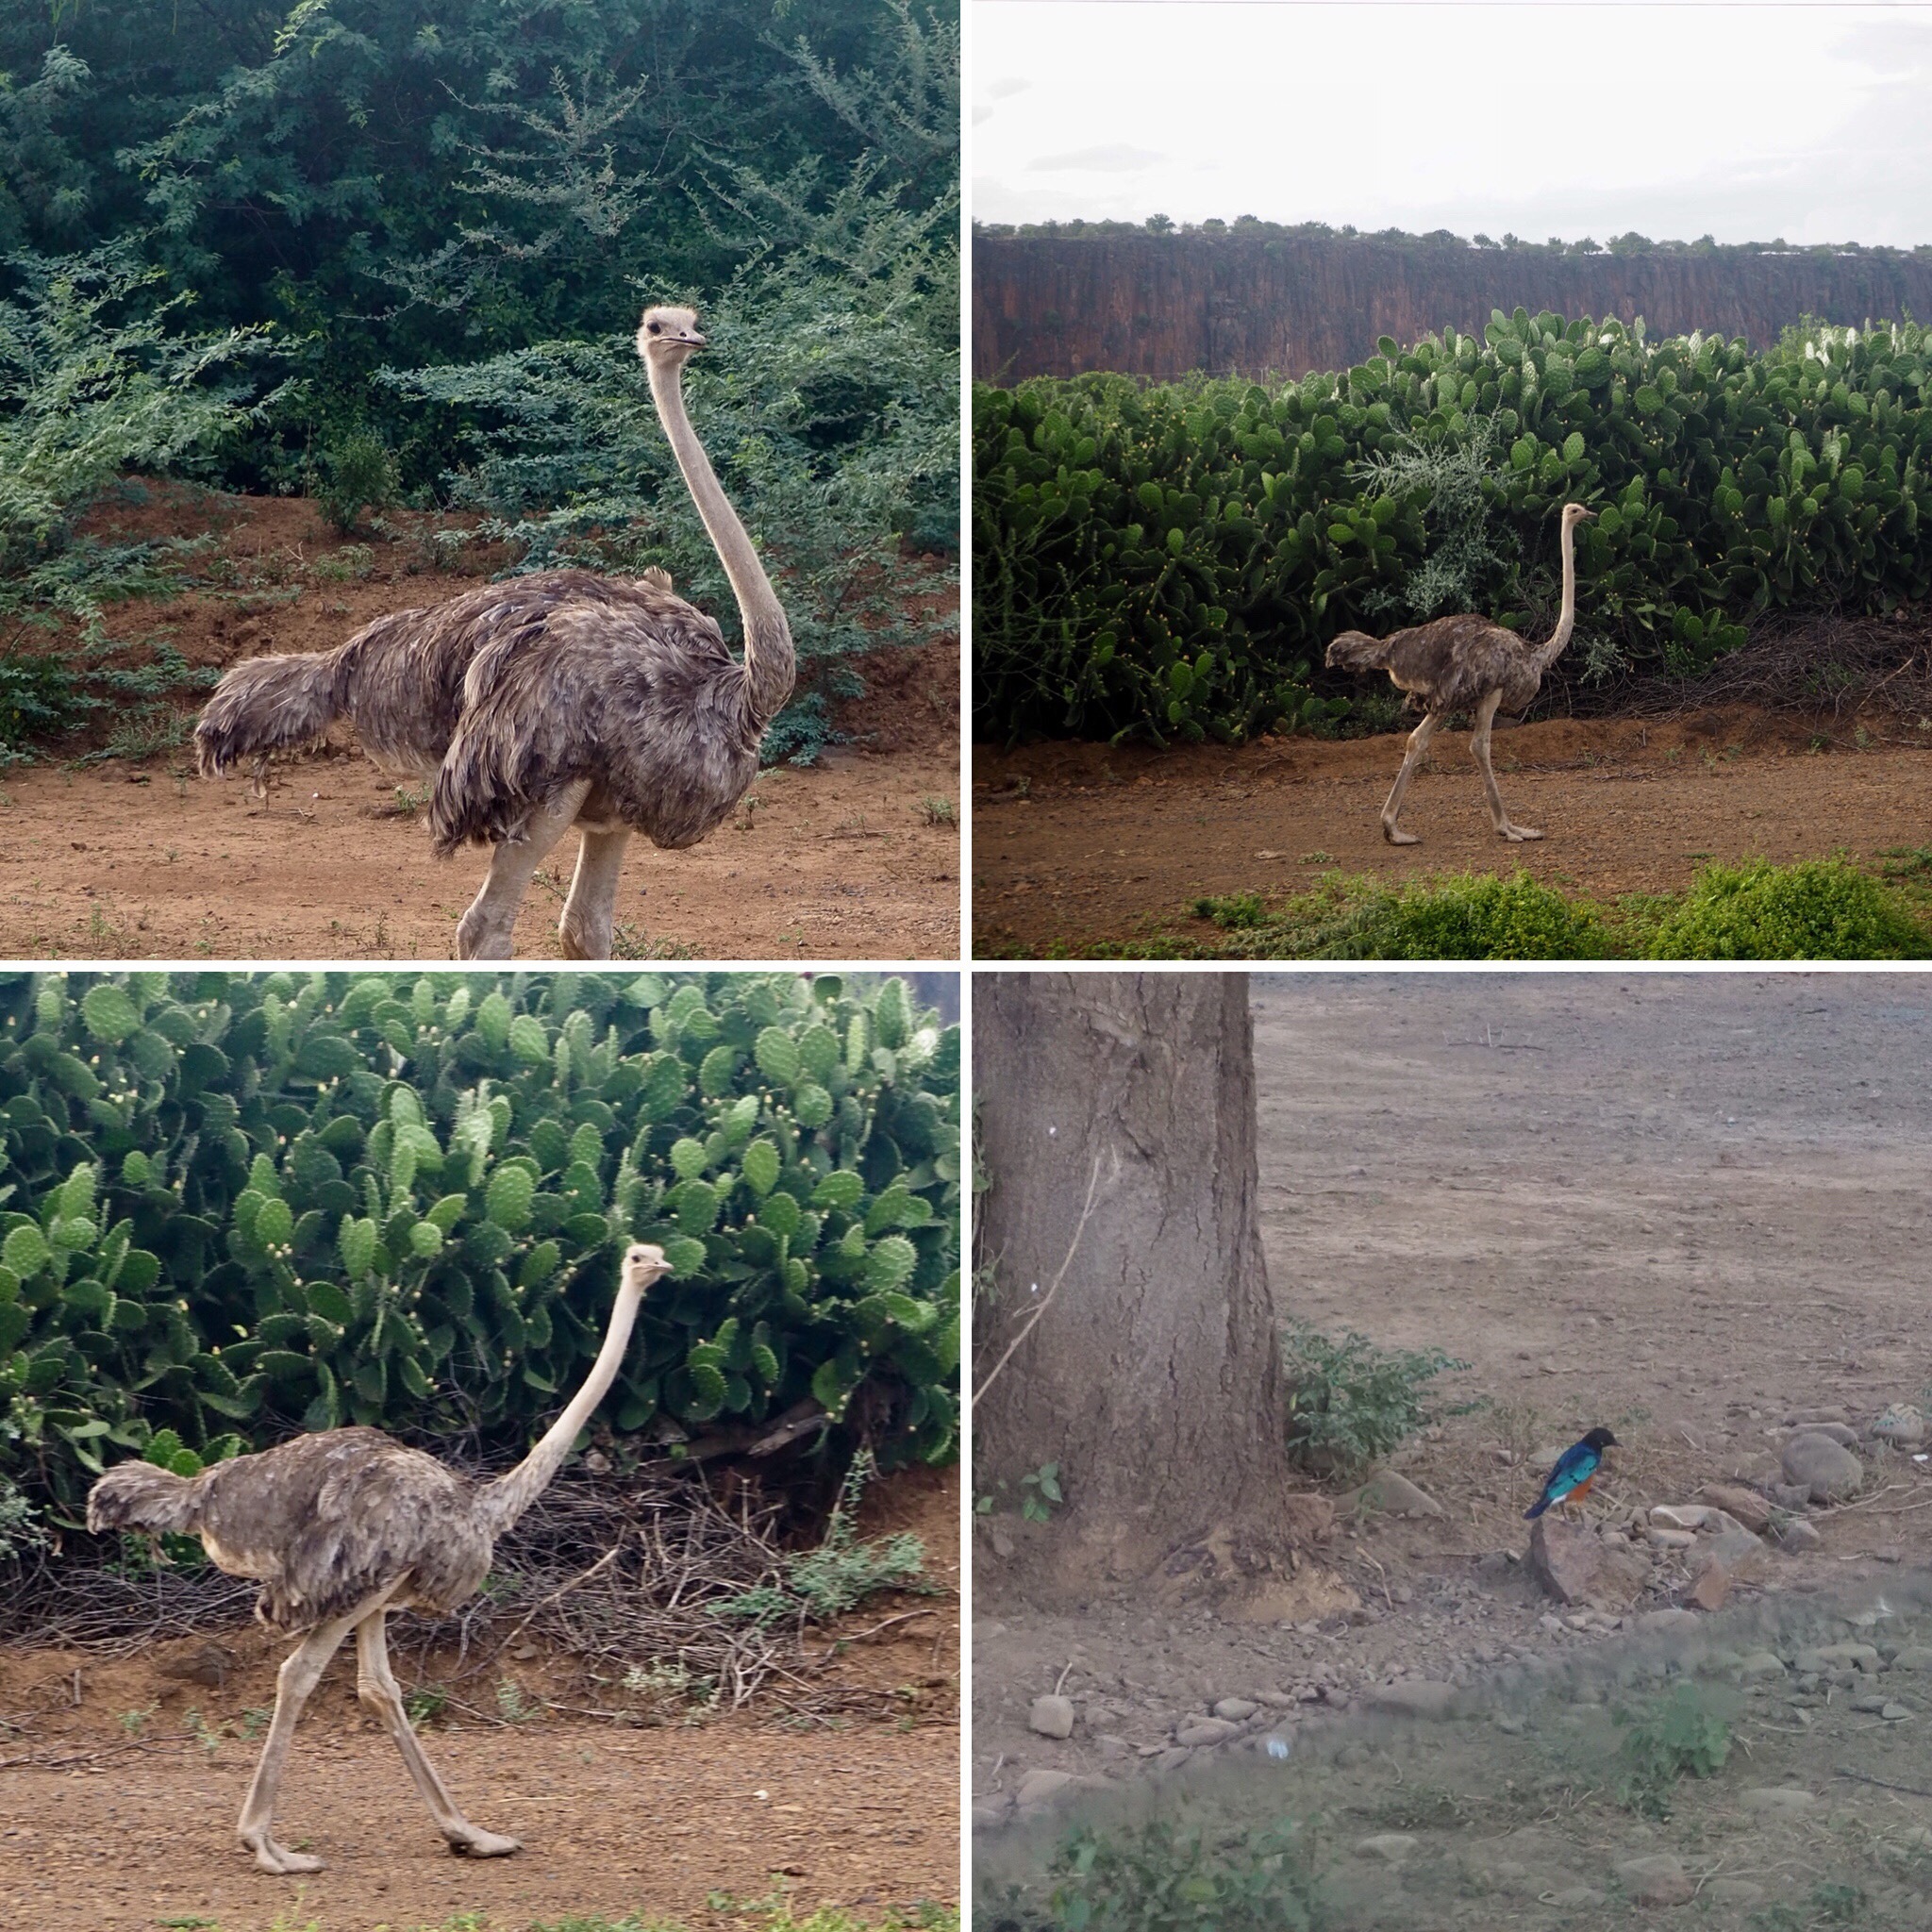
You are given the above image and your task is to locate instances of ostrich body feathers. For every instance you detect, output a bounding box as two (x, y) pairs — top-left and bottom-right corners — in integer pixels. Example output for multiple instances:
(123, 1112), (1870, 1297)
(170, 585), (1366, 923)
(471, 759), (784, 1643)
(1325, 613), (1547, 718)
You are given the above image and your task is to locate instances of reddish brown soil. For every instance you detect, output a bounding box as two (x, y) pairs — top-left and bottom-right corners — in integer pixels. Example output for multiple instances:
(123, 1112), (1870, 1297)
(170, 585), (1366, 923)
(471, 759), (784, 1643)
(0, 487), (959, 961)
(0, 1468), (959, 1932)
(973, 708), (1932, 953)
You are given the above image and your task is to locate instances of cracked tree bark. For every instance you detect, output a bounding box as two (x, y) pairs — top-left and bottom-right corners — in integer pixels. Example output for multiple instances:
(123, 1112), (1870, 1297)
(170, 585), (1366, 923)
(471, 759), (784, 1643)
(974, 972), (1332, 1607)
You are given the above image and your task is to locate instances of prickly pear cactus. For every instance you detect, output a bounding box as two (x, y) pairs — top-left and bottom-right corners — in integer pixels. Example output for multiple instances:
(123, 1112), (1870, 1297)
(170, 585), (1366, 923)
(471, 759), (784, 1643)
(975, 314), (1932, 744)
(0, 971), (960, 1513)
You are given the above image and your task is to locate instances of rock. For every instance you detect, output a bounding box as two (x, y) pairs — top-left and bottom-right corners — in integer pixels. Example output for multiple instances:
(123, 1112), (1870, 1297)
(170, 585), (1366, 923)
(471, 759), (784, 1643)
(1873, 1403), (1928, 1447)
(1698, 1523), (1772, 1584)
(1785, 1407), (1850, 1428)
(1889, 1646), (1932, 1673)
(1549, 1888), (1607, 1909)
(1636, 1608), (1703, 1635)
(1028, 1694), (1075, 1740)
(1790, 1420), (1860, 1448)
(1697, 1483), (1773, 1533)
(1687, 1563), (1732, 1611)
(1795, 1642), (1879, 1674)
(1341, 1470), (1444, 1519)
(1365, 1679), (1458, 1719)
(1737, 1650), (1788, 1678)
(1528, 1517), (1652, 1609)
(1783, 1432), (1864, 1503)
(1354, 1834), (1417, 1862)
(972, 1803), (1008, 1831)
(1768, 1482), (1815, 1511)
(1774, 1517), (1824, 1553)
(1741, 1787), (1818, 1815)
(1707, 1879), (1766, 1906)
(1648, 1527), (1695, 1550)
(1885, 1702), (1912, 1720)
(1153, 1747), (1193, 1774)
(1616, 1853), (1694, 1906)
(1853, 1690), (1890, 1713)
(1094, 1734), (1131, 1761)
(1014, 1769), (1077, 1811)
(1651, 1504), (1714, 1531)
(1334, 1740), (1372, 1768)
(1174, 1717), (1239, 1748)
(1211, 1697), (1258, 1723)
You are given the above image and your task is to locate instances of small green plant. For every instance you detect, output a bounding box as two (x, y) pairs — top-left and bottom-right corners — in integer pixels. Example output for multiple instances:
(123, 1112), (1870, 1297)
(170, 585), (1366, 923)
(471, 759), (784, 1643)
(921, 795), (957, 826)
(314, 432), (399, 536)
(1641, 857), (1930, 959)
(1020, 1460), (1062, 1522)
(404, 1687), (448, 1728)
(622, 1657), (719, 1714)
(1281, 1322), (1470, 1475)
(238, 1706), (272, 1739)
(1043, 1818), (1325, 1932)
(1193, 891), (1269, 930)
(1617, 1683), (1732, 1817)
(0, 646), (96, 760)
(0, 1467), (47, 1559)
(495, 1677), (541, 1724)
(184, 1707), (222, 1756)
(722, 1450), (929, 1624)
(117, 1702), (157, 1736)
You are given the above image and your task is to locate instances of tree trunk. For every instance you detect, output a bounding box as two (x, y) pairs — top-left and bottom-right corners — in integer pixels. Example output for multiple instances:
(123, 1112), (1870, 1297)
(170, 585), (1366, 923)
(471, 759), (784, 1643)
(974, 972), (1333, 1607)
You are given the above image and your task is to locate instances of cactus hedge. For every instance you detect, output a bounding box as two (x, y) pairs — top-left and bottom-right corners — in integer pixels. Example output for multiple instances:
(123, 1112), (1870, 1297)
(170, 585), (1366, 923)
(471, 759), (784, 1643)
(0, 971), (960, 1517)
(974, 312), (1932, 745)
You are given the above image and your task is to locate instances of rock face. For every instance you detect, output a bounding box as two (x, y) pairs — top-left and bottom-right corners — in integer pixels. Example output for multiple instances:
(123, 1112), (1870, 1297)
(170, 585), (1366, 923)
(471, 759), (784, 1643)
(1783, 1431), (1864, 1502)
(1028, 1694), (1075, 1740)
(1528, 1517), (1652, 1608)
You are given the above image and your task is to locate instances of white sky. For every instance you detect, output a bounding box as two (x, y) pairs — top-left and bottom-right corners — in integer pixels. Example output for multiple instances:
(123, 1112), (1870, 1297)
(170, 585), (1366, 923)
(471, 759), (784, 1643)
(971, 3), (1932, 245)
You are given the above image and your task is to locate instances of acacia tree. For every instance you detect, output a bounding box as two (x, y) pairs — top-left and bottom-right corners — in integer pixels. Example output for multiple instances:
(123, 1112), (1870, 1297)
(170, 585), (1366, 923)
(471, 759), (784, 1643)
(974, 972), (1329, 1604)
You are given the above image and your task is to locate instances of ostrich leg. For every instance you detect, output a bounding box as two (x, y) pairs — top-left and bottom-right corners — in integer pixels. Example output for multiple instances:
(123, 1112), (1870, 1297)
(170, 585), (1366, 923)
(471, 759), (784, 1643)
(1378, 711), (1441, 845)
(558, 824), (632, 959)
(455, 780), (593, 958)
(354, 1606), (521, 1857)
(238, 1585), (398, 1874)
(1471, 689), (1541, 841)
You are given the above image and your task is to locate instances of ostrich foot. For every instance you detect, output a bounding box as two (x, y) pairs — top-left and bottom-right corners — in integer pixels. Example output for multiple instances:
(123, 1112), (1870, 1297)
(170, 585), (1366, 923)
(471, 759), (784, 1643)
(446, 1824), (522, 1858)
(1381, 822), (1420, 846)
(1497, 823), (1542, 841)
(242, 1831), (325, 1875)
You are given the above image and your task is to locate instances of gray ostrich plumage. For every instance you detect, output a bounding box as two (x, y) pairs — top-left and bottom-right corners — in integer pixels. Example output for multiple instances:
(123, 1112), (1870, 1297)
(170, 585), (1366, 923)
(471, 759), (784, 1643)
(1324, 501), (1595, 844)
(193, 307), (793, 958)
(87, 1241), (669, 1875)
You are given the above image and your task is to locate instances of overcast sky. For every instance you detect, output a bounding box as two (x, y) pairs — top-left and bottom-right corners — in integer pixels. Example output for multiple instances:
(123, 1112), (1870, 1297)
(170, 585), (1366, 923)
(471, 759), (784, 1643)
(972, 2), (1932, 246)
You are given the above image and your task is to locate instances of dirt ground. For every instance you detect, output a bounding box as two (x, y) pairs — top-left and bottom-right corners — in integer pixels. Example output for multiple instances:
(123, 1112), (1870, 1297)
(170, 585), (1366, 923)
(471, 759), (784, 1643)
(0, 1466), (960, 1932)
(974, 976), (1932, 1907)
(972, 709), (1932, 953)
(0, 486), (959, 961)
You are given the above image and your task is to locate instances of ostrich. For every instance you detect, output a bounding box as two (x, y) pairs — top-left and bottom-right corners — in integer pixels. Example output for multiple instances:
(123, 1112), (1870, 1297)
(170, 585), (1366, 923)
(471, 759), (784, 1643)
(87, 1241), (671, 1875)
(1324, 501), (1595, 844)
(194, 306), (794, 958)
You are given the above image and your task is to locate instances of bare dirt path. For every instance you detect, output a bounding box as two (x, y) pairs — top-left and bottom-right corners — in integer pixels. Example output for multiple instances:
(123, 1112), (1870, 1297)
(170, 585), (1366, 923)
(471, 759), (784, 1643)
(0, 487), (958, 961)
(973, 710), (1932, 953)
(974, 975), (1932, 1831)
(3, 1470), (959, 1932)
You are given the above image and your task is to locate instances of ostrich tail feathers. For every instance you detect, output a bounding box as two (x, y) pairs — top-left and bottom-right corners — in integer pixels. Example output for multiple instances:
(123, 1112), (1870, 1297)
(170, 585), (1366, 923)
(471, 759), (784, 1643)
(1324, 630), (1393, 674)
(87, 1459), (203, 1536)
(195, 648), (352, 776)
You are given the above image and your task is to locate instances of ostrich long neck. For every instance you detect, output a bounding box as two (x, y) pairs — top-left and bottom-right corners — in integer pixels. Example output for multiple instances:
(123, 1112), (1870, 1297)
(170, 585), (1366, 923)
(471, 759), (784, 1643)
(646, 353), (795, 730)
(1533, 518), (1581, 673)
(477, 1281), (642, 1535)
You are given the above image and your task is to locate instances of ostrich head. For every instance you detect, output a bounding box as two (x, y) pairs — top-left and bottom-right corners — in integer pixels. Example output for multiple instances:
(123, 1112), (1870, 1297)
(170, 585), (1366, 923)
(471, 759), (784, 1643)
(1561, 502), (1596, 530)
(621, 1241), (672, 1291)
(636, 306), (706, 370)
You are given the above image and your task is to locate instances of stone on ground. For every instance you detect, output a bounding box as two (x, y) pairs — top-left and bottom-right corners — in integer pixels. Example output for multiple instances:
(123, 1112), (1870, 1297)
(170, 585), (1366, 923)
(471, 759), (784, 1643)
(1782, 1431), (1863, 1503)
(1212, 1696), (1258, 1722)
(1616, 1853), (1694, 1906)
(1740, 1787), (1818, 1815)
(1354, 1834), (1417, 1862)
(1028, 1693), (1075, 1739)
(1697, 1482), (1773, 1533)
(1528, 1516), (1652, 1608)
(1873, 1402), (1927, 1446)
(1342, 1470), (1443, 1519)
(1363, 1678), (1458, 1719)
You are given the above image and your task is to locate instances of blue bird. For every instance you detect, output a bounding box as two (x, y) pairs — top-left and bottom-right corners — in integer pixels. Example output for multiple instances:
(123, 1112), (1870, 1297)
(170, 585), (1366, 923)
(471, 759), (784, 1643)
(1524, 1427), (1618, 1521)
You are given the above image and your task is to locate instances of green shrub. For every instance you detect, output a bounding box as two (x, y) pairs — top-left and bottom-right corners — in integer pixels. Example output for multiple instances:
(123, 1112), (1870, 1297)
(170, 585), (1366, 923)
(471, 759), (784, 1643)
(0, 971), (960, 1516)
(974, 310), (1932, 745)
(0, 647), (96, 762)
(1042, 1820), (1326, 1932)
(1641, 857), (1931, 958)
(1617, 1684), (1732, 1818)
(1280, 1322), (1470, 1475)
(314, 431), (399, 536)
(1355, 871), (1607, 959)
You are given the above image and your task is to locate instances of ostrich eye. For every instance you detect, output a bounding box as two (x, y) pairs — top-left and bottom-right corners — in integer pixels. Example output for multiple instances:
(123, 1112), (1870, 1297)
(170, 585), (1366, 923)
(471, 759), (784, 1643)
(647, 321), (660, 335)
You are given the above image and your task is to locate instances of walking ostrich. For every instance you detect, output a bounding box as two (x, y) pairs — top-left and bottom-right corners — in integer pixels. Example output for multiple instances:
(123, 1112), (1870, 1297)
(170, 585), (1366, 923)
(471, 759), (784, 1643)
(87, 1241), (671, 1875)
(194, 306), (794, 958)
(1324, 501), (1595, 844)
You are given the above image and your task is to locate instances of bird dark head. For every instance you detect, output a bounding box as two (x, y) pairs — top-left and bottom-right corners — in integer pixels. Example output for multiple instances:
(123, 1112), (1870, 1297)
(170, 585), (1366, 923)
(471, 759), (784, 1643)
(1582, 1426), (1618, 1451)
(637, 305), (706, 365)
